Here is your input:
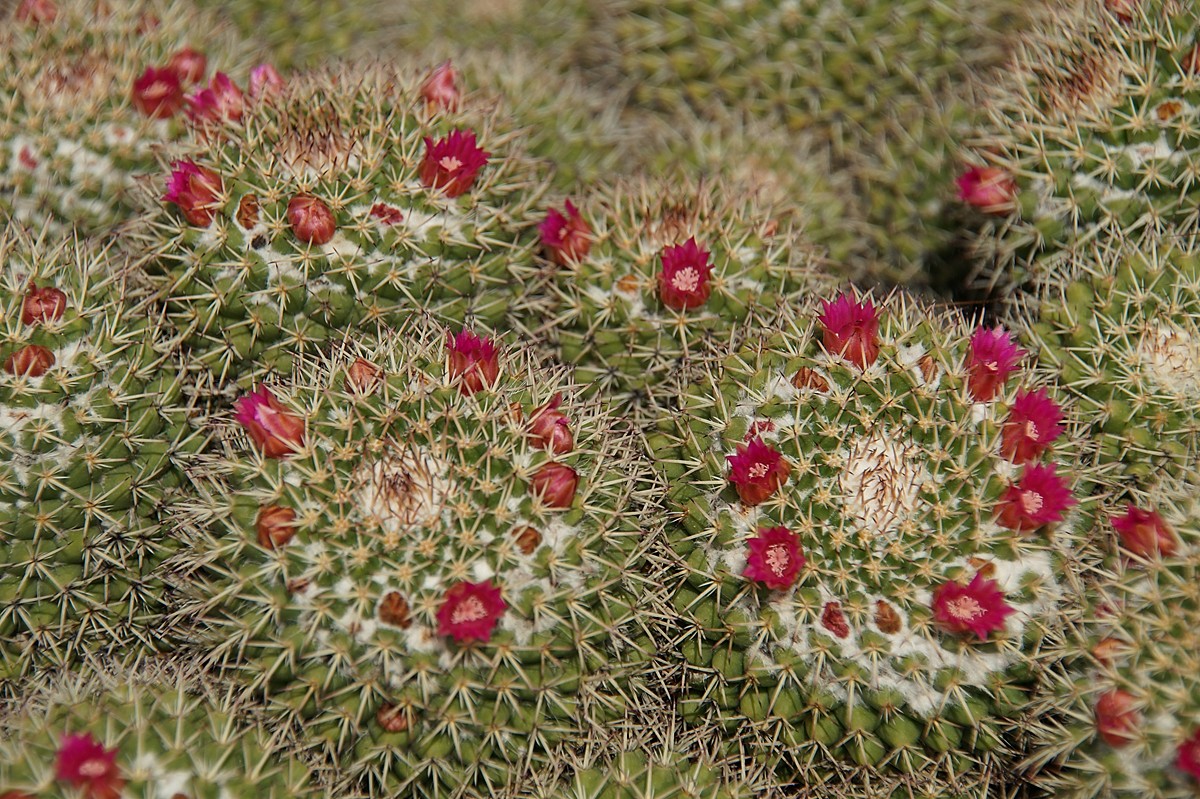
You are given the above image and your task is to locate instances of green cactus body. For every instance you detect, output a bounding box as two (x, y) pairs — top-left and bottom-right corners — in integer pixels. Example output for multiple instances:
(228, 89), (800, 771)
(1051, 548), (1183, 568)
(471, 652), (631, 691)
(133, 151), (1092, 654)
(0, 0), (246, 236)
(1025, 472), (1200, 798)
(528, 176), (829, 414)
(966, 0), (1200, 294)
(134, 63), (550, 392)
(556, 750), (750, 799)
(0, 662), (315, 798)
(656, 292), (1082, 794)
(179, 320), (655, 798)
(0, 227), (202, 687)
(194, 0), (371, 70)
(1018, 242), (1200, 485)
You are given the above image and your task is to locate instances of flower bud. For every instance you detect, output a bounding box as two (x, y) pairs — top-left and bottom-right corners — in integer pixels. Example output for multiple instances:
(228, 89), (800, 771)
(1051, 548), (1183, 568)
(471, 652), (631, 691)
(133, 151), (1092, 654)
(250, 63), (284, 97)
(164, 160), (223, 227)
(255, 505), (298, 549)
(531, 462), (578, 508)
(420, 60), (461, 111)
(956, 166), (1017, 214)
(527, 393), (573, 454)
(287, 194), (336, 245)
(446, 330), (500, 395)
(4, 344), (55, 377)
(16, 0), (57, 24)
(539, 201), (592, 265)
(347, 357), (383, 393)
(131, 65), (184, 118)
(234, 385), (305, 458)
(21, 284), (67, 326)
(166, 46), (207, 84)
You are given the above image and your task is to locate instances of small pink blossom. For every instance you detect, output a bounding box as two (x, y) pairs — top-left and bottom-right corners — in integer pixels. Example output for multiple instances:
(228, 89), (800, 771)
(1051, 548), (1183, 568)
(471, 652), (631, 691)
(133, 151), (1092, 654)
(164, 160), (223, 227)
(1094, 690), (1140, 747)
(287, 194), (336, 245)
(657, 237), (713, 310)
(420, 60), (461, 111)
(1000, 389), (1065, 463)
(727, 438), (791, 506)
(539, 201), (592, 265)
(420, 130), (489, 198)
(995, 463), (1075, 532)
(234, 385), (305, 459)
(1112, 505), (1178, 559)
(56, 732), (124, 799)
(1178, 729), (1200, 780)
(186, 72), (244, 124)
(931, 572), (1015, 640)
(743, 526), (805, 590)
(966, 327), (1025, 402)
(250, 63), (284, 97)
(531, 462), (578, 508)
(819, 292), (880, 369)
(131, 65), (184, 118)
(437, 581), (505, 643)
(956, 166), (1017, 214)
(166, 46), (207, 84)
(527, 393), (573, 454)
(446, 329), (500, 395)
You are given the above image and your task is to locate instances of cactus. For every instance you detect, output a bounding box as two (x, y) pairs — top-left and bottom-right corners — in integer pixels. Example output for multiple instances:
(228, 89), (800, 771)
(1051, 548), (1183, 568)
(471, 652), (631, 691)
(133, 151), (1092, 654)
(550, 750), (753, 799)
(1014, 241), (1200, 487)
(0, 0), (248, 236)
(522, 175), (830, 415)
(0, 225), (204, 688)
(963, 0), (1200, 295)
(1022, 469), (1200, 798)
(0, 656), (317, 798)
(194, 0), (373, 70)
(652, 289), (1085, 794)
(131, 61), (550, 394)
(175, 319), (657, 799)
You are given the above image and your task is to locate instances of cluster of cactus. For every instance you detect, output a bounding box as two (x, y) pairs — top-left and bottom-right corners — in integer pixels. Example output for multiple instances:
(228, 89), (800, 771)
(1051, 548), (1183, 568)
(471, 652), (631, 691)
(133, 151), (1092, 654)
(0, 0), (249, 235)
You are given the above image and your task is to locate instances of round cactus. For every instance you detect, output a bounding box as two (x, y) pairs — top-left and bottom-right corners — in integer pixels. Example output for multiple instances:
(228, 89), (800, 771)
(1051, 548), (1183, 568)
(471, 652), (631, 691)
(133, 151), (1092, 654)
(0, 0), (249, 236)
(523, 175), (830, 414)
(1023, 469), (1200, 798)
(962, 0), (1200, 295)
(176, 319), (657, 798)
(194, 0), (374, 70)
(0, 226), (204, 688)
(132, 61), (550, 393)
(1015, 241), (1200, 486)
(551, 749), (755, 799)
(652, 290), (1086, 794)
(0, 658), (316, 799)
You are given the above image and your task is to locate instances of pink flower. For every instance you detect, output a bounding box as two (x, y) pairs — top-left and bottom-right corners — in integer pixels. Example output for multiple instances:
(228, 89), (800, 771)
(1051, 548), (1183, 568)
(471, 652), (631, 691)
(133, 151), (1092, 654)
(657, 237), (713, 310)
(1112, 505), (1178, 559)
(819, 292), (880, 369)
(527, 393), (573, 454)
(743, 526), (805, 590)
(166, 46), (207, 84)
(437, 580), (506, 643)
(22, 284), (67, 326)
(446, 329), (500, 395)
(727, 438), (791, 506)
(995, 463), (1076, 532)
(131, 65), (184, 118)
(164, 160), (223, 227)
(539, 201), (592, 265)
(531, 462), (578, 508)
(56, 732), (124, 799)
(420, 130), (489, 198)
(966, 327), (1025, 402)
(956, 166), (1017, 214)
(250, 63), (284, 97)
(1094, 690), (1140, 746)
(234, 385), (305, 459)
(16, 0), (57, 24)
(4, 344), (55, 377)
(287, 194), (336, 245)
(931, 572), (1015, 640)
(185, 72), (244, 124)
(1178, 729), (1200, 780)
(1000, 389), (1065, 463)
(420, 60), (461, 111)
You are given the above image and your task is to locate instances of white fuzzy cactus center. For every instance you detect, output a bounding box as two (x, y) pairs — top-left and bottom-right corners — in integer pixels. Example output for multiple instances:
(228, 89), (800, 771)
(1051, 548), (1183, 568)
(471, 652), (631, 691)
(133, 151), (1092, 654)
(839, 430), (924, 538)
(671, 267), (700, 293)
(356, 442), (450, 536)
(1137, 322), (1200, 397)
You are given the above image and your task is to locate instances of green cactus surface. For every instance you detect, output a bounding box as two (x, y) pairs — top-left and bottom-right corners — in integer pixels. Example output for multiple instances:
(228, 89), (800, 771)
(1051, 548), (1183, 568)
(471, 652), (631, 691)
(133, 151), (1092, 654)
(653, 290), (1086, 795)
(0, 226), (204, 688)
(176, 319), (658, 799)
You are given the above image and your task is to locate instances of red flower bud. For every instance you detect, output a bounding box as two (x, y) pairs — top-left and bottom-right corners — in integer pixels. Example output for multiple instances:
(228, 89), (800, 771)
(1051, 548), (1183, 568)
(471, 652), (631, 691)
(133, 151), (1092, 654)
(1184, 44), (1200, 76)
(1111, 505), (1178, 559)
(21, 284), (67, 326)
(347, 357), (383, 393)
(131, 65), (184, 118)
(166, 46), (207, 84)
(16, 0), (57, 24)
(1094, 689), (1140, 746)
(531, 462), (578, 508)
(420, 130), (489, 198)
(287, 194), (336, 245)
(446, 329), (500, 395)
(256, 505), (298, 549)
(1178, 729), (1200, 780)
(4, 344), (55, 377)
(185, 72), (244, 124)
(539, 200), (592, 265)
(250, 63), (284, 97)
(1105, 0), (1137, 23)
(163, 160), (223, 227)
(956, 166), (1017, 214)
(234, 385), (305, 458)
(527, 393), (573, 454)
(420, 60), (461, 111)
(819, 292), (880, 370)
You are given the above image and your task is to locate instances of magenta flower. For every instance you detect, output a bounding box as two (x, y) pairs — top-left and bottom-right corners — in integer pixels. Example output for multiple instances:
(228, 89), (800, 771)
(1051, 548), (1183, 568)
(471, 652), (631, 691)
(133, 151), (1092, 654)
(956, 166), (1016, 214)
(234, 385), (305, 459)
(420, 130), (489, 198)
(527, 393), (573, 455)
(819, 292), (880, 369)
(164, 160), (223, 227)
(539, 200), (593, 266)
(166, 46), (207, 84)
(931, 572), (1015, 640)
(420, 60), (462, 111)
(56, 732), (124, 799)
(1112, 505), (1178, 559)
(446, 329), (500, 395)
(1178, 729), (1200, 780)
(995, 463), (1075, 532)
(727, 437), (791, 506)
(1094, 689), (1140, 747)
(131, 65), (184, 118)
(437, 580), (506, 643)
(966, 327), (1025, 402)
(743, 526), (805, 590)
(1001, 388), (1065, 463)
(250, 63), (284, 97)
(657, 237), (713, 310)
(186, 72), (244, 124)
